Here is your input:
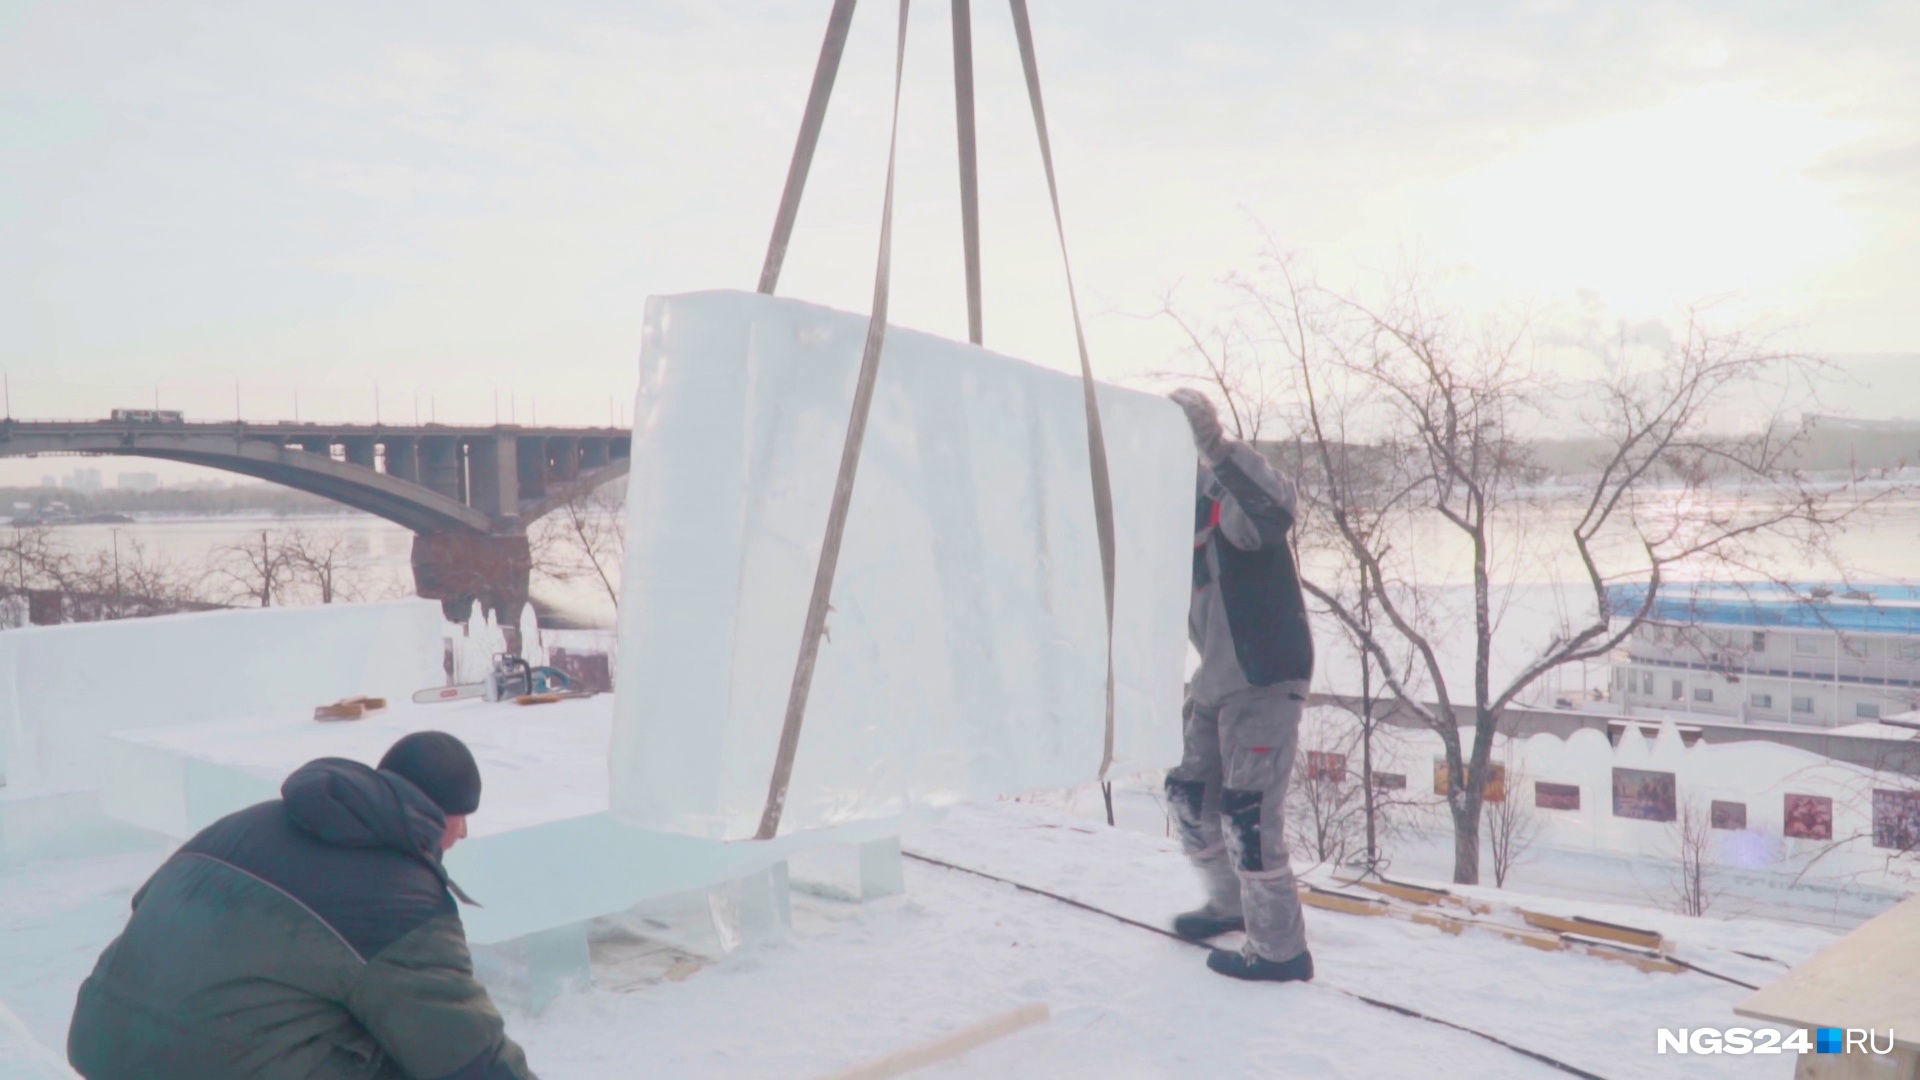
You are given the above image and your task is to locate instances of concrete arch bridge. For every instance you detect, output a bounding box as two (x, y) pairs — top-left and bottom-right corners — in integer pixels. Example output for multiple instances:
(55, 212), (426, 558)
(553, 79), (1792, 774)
(0, 418), (631, 624)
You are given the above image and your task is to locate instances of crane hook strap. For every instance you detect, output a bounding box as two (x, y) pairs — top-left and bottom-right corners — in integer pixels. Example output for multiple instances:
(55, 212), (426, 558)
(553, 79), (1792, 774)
(756, 0), (912, 841)
(1009, 0), (1120, 781)
(758, 0), (860, 297)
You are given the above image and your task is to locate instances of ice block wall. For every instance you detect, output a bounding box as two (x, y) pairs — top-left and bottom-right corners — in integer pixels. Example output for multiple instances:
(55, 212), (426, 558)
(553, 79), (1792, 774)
(0, 601), (446, 793)
(610, 290), (1193, 839)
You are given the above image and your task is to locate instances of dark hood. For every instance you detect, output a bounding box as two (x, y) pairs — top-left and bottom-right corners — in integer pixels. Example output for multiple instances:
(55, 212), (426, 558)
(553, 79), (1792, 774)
(282, 758), (479, 905)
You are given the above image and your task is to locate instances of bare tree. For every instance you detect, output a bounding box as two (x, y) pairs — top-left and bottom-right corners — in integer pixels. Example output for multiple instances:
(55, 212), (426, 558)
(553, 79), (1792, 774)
(207, 530), (298, 607)
(1670, 797), (1717, 916)
(0, 527), (80, 595)
(1286, 726), (1368, 867)
(279, 528), (372, 604)
(530, 481), (626, 610)
(1484, 750), (1540, 888)
(1, 526), (215, 621)
(1162, 246), (1888, 885)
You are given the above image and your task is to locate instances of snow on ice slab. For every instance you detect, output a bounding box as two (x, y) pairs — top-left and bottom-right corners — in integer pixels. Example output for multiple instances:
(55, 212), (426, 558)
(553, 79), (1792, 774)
(0, 601), (445, 794)
(610, 291), (1193, 839)
(101, 697), (915, 944)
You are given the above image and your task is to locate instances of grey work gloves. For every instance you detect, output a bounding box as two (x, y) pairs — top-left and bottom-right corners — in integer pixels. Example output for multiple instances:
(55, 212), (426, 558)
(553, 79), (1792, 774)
(1169, 388), (1228, 464)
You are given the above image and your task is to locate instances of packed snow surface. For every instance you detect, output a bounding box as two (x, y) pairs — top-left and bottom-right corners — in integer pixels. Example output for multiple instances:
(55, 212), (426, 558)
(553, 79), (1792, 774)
(1, 796), (1847, 1079)
(611, 291), (1193, 840)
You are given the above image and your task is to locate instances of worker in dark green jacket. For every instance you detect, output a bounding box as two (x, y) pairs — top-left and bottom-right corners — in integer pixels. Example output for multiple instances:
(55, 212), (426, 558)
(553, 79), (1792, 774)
(67, 731), (537, 1079)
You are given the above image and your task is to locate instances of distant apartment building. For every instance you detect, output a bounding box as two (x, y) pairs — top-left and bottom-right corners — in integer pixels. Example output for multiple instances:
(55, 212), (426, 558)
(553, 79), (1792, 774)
(1607, 583), (1920, 729)
(116, 472), (160, 492)
(59, 468), (103, 493)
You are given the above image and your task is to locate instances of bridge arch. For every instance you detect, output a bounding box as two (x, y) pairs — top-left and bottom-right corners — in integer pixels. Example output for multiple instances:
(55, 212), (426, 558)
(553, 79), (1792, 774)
(1, 419), (631, 624)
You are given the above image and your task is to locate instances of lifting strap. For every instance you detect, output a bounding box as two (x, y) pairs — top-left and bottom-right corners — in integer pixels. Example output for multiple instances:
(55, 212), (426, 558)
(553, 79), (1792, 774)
(756, 0), (912, 840)
(951, 0), (983, 345)
(758, 0), (860, 296)
(753, 0), (1121, 838)
(1009, 0), (1120, 782)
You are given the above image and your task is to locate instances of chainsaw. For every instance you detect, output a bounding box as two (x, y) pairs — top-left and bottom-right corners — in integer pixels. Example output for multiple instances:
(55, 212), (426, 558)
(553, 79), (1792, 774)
(411, 654), (576, 704)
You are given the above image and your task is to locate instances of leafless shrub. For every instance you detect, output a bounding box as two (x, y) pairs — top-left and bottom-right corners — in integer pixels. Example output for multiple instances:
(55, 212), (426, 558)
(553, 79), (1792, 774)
(1484, 751), (1541, 888)
(530, 481), (626, 610)
(1670, 797), (1718, 916)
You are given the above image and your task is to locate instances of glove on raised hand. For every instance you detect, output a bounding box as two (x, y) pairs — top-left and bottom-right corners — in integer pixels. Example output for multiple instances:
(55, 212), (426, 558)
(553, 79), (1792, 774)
(1168, 388), (1227, 463)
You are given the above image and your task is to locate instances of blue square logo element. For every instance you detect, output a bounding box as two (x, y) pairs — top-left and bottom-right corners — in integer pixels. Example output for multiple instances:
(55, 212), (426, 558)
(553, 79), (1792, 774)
(1817, 1029), (1844, 1054)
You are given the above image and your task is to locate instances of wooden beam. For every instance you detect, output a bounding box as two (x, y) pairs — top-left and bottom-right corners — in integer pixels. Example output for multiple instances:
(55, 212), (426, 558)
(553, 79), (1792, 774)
(1521, 910), (1663, 951)
(822, 1003), (1051, 1080)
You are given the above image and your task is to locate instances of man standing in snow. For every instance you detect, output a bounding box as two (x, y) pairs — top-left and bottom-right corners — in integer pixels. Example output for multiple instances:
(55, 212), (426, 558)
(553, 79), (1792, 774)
(67, 731), (537, 1079)
(1165, 388), (1316, 982)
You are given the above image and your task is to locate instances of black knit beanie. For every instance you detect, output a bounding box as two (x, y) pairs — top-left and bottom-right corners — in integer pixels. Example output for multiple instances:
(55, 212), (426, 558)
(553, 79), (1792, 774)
(378, 731), (482, 816)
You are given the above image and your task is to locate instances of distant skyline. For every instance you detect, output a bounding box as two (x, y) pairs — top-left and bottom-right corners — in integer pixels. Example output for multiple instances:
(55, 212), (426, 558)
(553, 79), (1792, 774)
(5, 0), (1917, 458)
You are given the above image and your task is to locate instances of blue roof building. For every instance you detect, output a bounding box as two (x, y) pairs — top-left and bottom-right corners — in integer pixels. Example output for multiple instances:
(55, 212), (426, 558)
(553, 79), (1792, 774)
(1606, 582), (1920, 729)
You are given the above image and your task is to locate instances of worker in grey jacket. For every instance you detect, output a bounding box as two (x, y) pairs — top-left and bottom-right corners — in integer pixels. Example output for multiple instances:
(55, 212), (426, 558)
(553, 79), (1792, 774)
(1165, 388), (1315, 982)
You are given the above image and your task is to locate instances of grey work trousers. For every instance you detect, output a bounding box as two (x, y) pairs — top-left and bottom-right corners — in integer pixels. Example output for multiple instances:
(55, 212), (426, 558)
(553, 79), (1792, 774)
(1165, 679), (1309, 962)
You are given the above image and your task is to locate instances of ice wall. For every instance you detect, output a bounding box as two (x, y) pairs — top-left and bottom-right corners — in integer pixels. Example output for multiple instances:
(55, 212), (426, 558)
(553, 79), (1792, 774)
(611, 291), (1193, 839)
(0, 601), (446, 793)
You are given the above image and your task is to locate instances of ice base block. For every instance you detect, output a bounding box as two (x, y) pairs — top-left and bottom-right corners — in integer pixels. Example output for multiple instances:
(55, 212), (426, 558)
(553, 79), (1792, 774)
(100, 696), (921, 947)
(612, 290), (1193, 840)
(0, 601), (445, 795)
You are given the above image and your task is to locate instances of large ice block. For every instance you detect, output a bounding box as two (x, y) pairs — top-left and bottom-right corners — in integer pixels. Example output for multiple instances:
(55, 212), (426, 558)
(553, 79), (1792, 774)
(610, 291), (1193, 839)
(98, 696), (919, 945)
(0, 601), (446, 794)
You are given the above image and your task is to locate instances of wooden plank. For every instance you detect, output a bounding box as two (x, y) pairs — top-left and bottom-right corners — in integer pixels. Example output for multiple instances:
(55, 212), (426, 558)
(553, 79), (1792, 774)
(1468, 921), (1565, 954)
(1562, 934), (1685, 975)
(823, 1003), (1051, 1080)
(1339, 878), (1440, 905)
(1737, 892), (1920, 1053)
(1520, 910), (1663, 951)
(1298, 888), (1391, 918)
(1408, 909), (1467, 936)
(1382, 877), (1493, 915)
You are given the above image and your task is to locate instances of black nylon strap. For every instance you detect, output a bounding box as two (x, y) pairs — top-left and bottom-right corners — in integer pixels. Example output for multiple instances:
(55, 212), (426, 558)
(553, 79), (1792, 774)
(1008, 0), (1120, 779)
(757, 0), (913, 841)
(951, 0), (983, 345)
(758, 0), (860, 296)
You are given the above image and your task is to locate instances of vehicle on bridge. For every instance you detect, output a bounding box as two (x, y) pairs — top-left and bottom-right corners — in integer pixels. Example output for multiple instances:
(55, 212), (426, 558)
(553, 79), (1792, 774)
(108, 408), (186, 424)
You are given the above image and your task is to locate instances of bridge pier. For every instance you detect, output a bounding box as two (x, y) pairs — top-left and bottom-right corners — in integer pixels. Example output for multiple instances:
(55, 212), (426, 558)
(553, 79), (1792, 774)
(410, 533), (531, 630)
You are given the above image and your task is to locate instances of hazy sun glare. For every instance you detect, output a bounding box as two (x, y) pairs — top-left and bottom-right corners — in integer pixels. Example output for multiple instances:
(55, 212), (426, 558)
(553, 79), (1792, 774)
(1418, 85), (1870, 317)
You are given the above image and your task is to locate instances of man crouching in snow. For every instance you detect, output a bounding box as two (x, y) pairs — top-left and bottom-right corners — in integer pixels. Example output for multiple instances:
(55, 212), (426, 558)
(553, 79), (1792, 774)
(1165, 388), (1316, 983)
(67, 731), (537, 1079)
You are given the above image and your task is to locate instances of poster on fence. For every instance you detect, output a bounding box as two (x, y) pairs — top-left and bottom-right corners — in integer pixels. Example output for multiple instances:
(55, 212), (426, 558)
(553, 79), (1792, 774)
(1433, 760), (1505, 803)
(1871, 789), (1920, 851)
(1534, 782), (1580, 811)
(1611, 768), (1676, 822)
(1784, 793), (1833, 841)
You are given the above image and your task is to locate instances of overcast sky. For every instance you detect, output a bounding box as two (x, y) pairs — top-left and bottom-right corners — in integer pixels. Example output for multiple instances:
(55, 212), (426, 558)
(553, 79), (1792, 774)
(4, 0), (1916, 445)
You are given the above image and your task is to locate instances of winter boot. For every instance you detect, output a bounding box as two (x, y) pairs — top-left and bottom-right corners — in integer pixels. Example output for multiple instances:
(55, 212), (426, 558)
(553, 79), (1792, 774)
(1171, 907), (1246, 942)
(1207, 945), (1314, 983)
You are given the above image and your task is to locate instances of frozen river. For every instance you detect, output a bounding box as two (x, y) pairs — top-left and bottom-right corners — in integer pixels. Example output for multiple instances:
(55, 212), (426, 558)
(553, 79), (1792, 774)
(13, 491), (1920, 630)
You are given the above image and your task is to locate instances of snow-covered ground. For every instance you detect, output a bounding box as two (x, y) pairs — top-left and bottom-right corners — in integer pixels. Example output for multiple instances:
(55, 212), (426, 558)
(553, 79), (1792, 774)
(0, 794), (1859, 1079)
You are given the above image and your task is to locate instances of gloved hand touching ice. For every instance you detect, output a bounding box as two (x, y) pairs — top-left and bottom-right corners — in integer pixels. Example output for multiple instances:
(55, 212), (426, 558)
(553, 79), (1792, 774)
(1168, 388), (1227, 463)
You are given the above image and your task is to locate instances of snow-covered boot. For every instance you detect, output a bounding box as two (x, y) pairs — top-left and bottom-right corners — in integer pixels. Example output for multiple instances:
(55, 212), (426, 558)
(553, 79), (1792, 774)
(1171, 907), (1245, 942)
(1206, 945), (1314, 983)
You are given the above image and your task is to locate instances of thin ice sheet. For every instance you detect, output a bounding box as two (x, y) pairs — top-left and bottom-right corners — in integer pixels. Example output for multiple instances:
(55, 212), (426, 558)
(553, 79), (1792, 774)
(609, 291), (1192, 839)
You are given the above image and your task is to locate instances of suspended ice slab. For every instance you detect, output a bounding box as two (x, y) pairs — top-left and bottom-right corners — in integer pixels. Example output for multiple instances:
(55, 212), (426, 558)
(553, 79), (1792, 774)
(610, 291), (1193, 840)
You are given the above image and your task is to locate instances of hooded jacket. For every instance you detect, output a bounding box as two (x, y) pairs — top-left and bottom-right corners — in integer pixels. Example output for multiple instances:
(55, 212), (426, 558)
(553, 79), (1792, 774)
(1190, 439), (1315, 703)
(67, 759), (535, 1080)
